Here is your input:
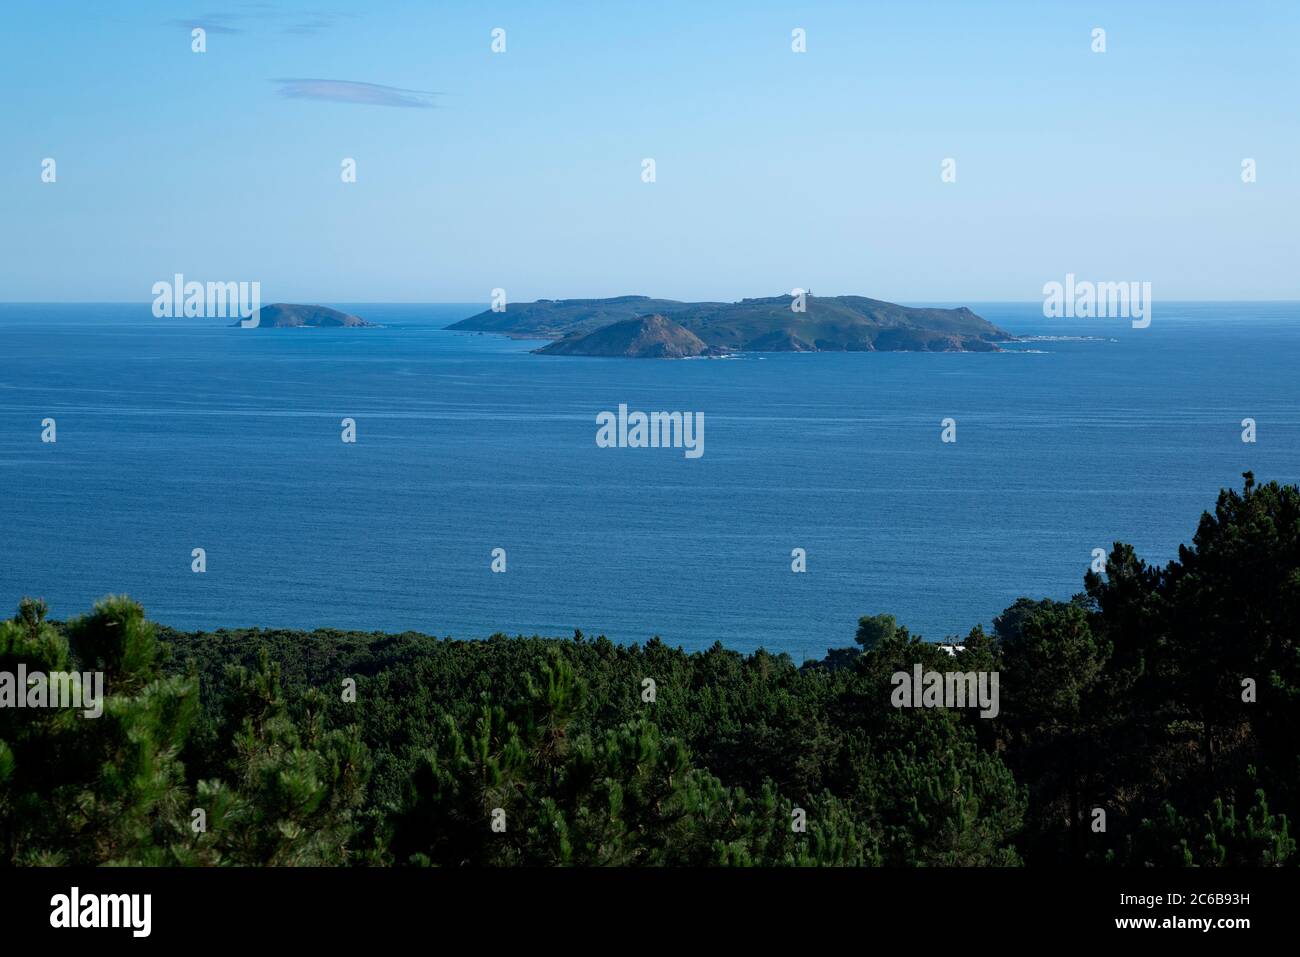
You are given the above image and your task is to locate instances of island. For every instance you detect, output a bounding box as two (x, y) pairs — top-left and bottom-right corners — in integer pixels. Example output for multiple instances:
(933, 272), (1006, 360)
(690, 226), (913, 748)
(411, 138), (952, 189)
(233, 303), (374, 328)
(537, 314), (715, 358)
(449, 294), (1013, 357)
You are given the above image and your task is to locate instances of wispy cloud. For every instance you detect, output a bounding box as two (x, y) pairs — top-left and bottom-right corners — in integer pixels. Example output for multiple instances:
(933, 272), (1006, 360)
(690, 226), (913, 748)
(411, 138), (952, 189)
(272, 78), (440, 108)
(169, 7), (355, 37)
(170, 13), (244, 34)
(281, 15), (337, 36)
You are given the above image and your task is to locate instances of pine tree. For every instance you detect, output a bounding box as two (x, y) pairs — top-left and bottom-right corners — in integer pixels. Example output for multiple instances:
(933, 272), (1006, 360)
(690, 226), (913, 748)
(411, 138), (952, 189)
(0, 596), (197, 865)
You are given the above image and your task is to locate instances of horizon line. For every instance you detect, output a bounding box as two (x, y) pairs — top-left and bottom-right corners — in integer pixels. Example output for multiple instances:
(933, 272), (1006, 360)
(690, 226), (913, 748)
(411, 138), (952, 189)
(4, 298), (1300, 306)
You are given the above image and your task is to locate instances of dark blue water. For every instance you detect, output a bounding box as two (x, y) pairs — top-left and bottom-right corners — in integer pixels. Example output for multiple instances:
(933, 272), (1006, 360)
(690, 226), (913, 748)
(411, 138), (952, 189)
(1, 302), (1297, 659)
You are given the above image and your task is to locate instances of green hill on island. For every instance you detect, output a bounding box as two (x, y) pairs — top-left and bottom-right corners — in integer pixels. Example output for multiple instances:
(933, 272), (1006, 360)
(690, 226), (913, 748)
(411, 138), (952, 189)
(234, 303), (374, 328)
(450, 293), (1013, 357)
(537, 314), (713, 358)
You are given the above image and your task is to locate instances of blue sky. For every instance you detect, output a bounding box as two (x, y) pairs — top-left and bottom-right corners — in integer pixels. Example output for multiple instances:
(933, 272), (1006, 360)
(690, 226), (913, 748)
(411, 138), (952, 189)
(1, 0), (1296, 302)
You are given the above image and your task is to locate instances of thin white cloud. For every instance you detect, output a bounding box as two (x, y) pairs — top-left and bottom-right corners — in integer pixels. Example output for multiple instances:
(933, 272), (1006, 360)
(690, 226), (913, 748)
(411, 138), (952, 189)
(170, 14), (243, 34)
(272, 78), (440, 108)
(170, 7), (355, 37)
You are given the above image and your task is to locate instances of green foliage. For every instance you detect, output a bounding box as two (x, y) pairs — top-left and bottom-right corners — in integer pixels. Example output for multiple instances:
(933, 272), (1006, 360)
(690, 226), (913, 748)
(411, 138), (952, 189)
(1114, 789), (1295, 866)
(0, 598), (366, 866)
(177, 651), (370, 865)
(2, 474), (1298, 867)
(855, 614), (896, 650)
(388, 649), (873, 866)
(0, 596), (195, 865)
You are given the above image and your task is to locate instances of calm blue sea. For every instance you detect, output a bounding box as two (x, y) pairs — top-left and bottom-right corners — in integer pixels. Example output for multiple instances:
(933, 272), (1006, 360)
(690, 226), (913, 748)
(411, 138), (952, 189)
(1, 302), (1297, 659)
